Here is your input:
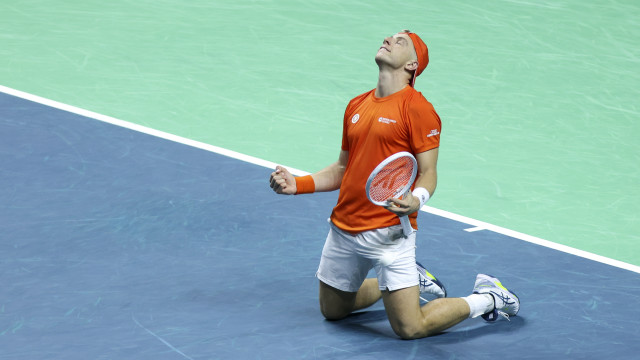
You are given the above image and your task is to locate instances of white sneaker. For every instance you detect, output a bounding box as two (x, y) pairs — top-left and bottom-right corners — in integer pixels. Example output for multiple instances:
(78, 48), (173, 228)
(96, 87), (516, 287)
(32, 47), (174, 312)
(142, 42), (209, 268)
(473, 273), (520, 321)
(416, 261), (447, 301)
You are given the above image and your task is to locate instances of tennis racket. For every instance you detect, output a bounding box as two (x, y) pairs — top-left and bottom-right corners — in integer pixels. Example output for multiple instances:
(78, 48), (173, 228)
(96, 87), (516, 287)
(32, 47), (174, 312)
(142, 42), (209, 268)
(365, 151), (418, 237)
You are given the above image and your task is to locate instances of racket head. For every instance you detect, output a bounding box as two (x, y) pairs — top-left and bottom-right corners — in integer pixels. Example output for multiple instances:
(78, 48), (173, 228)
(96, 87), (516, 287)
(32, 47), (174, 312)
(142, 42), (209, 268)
(365, 151), (418, 206)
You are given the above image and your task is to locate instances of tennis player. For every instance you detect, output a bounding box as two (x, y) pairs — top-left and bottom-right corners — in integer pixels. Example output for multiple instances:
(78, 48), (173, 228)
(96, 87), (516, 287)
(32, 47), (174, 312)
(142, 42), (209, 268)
(269, 30), (519, 339)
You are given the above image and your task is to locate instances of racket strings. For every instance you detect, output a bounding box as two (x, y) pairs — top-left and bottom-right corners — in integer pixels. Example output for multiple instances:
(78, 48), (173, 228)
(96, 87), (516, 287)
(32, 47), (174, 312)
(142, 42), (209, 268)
(368, 157), (414, 202)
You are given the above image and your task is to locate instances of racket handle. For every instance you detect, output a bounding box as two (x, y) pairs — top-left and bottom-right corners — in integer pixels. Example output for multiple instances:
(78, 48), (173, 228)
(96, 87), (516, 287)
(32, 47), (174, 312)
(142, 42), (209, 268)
(400, 215), (413, 237)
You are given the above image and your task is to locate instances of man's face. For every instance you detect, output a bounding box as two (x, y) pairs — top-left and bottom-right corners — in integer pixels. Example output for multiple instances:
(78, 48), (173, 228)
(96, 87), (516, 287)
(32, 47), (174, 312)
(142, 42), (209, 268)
(375, 33), (415, 70)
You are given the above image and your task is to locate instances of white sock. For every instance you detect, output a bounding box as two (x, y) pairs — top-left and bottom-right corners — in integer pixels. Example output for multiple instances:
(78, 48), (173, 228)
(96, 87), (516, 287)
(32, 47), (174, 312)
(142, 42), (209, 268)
(462, 294), (495, 319)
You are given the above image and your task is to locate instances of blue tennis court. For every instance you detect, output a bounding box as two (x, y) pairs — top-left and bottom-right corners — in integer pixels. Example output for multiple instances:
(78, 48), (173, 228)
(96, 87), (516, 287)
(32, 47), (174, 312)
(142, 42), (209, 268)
(2, 90), (639, 359)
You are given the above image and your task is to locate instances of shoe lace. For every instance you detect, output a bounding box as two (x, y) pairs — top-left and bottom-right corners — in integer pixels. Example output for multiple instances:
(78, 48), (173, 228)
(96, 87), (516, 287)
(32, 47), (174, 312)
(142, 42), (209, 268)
(496, 310), (511, 321)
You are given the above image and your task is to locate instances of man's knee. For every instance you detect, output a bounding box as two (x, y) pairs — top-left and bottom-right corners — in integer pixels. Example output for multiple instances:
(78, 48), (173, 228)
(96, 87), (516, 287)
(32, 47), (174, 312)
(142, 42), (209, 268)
(391, 322), (429, 340)
(319, 300), (350, 321)
(318, 281), (356, 321)
(389, 313), (443, 339)
(383, 286), (438, 339)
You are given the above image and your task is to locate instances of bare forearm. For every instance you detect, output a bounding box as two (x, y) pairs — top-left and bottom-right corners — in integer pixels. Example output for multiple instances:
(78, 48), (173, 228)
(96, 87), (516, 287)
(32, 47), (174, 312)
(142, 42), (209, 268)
(414, 148), (438, 197)
(306, 150), (348, 192)
(414, 168), (437, 197)
(310, 161), (346, 192)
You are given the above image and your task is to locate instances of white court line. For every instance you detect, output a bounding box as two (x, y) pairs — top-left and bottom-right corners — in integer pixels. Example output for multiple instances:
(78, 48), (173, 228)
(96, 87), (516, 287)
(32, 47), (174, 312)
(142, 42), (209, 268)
(2, 84), (639, 274)
(422, 205), (640, 273)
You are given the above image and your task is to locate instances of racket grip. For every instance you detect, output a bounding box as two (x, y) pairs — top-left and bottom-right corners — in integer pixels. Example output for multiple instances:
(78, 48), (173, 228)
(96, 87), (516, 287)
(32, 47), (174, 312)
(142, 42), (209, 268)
(400, 215), (413, 237)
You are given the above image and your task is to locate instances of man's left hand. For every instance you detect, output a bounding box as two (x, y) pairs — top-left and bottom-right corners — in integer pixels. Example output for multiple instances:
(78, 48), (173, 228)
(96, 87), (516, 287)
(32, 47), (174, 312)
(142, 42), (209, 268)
(384, 192), (421, 216)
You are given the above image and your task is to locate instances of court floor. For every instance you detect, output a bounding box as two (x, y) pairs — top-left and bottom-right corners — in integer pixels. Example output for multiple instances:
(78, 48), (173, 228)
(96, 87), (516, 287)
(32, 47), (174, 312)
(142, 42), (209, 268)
(2, 91), (639, 359)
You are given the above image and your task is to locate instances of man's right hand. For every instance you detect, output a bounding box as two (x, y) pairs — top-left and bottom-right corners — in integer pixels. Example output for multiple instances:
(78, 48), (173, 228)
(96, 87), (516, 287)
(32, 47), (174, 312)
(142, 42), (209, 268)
(269, 166), (296, 195)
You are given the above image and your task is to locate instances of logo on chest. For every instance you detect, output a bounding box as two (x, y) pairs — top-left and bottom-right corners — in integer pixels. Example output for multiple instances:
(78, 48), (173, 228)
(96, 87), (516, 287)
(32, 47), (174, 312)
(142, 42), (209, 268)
(378, 117), (397, 125)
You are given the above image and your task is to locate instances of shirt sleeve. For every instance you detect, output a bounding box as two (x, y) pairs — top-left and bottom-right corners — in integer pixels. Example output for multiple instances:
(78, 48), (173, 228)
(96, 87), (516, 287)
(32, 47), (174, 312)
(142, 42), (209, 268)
(408, 96), (442, 154)
(341, 106), (350, 151)
(341, 95), (361, 151)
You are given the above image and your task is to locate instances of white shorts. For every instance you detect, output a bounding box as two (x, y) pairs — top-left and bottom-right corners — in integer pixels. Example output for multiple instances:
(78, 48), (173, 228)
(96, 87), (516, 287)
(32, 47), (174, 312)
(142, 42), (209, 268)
(316, 222), (419, 292)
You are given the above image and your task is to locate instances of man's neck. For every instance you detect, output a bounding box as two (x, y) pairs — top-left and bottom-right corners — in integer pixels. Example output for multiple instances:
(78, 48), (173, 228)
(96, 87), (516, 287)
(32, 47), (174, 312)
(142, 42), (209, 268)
(375, 68), (410, 98)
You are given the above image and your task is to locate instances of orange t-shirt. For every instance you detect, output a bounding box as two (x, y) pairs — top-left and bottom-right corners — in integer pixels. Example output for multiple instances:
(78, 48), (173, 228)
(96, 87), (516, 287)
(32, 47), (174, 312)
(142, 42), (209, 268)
(330, 86), (441, 233)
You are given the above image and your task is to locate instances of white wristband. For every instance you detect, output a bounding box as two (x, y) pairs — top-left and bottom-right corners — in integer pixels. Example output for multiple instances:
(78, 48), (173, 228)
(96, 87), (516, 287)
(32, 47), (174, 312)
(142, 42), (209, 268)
(412, 187), (430, 208)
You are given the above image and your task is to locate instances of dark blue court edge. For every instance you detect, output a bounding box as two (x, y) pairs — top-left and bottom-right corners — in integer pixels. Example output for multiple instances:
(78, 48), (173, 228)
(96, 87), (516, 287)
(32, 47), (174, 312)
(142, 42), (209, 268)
(1, 91), (638, 359)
